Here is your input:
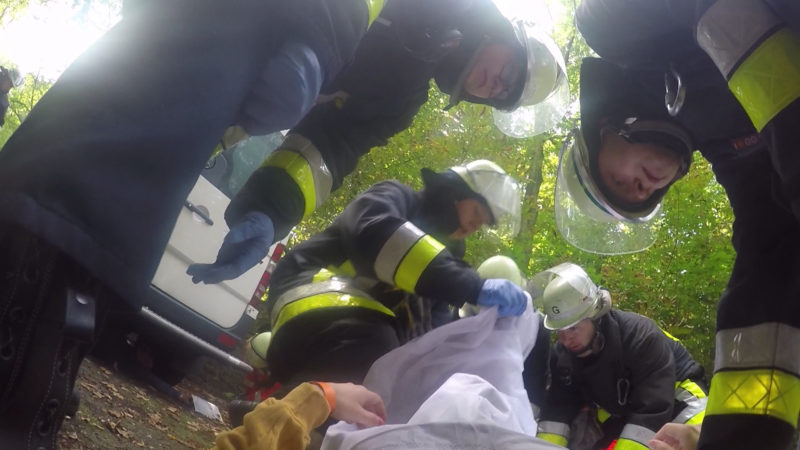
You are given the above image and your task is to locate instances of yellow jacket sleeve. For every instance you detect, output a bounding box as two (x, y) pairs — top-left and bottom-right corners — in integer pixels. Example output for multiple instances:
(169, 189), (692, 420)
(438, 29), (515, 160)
(213, 383), (331, 450)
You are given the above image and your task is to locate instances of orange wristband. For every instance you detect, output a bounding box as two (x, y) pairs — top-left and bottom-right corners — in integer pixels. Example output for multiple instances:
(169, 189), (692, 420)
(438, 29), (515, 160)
(310, 381), (336, 412)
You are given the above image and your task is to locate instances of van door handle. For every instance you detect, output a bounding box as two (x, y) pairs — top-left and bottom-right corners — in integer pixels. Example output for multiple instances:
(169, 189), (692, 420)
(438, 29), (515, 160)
(184, 201), (214, 226)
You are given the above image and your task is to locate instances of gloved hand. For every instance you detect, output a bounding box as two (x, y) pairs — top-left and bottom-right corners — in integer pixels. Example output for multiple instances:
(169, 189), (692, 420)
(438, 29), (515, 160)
(476, 279), (528, 317)
(186, 211), (274, 284)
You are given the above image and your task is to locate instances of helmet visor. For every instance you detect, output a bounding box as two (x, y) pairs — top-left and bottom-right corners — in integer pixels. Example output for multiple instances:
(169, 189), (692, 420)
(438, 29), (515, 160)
(463, 168), (522, 238)
(492, 21), (569, 138)
(554, 130), (663, 255)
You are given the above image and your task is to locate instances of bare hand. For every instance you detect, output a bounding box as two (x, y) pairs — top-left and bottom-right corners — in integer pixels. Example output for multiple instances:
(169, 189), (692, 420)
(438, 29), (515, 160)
(328, 382), (386, 428)
(648, 423), (701, 450)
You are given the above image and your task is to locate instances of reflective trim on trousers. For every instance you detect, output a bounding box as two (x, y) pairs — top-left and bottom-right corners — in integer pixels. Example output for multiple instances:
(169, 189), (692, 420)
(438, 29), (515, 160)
(271, 290), (395, 335)
(715, 322), (800, 375)
(270, 279), (377, 328)
(706, 368), (800, 426)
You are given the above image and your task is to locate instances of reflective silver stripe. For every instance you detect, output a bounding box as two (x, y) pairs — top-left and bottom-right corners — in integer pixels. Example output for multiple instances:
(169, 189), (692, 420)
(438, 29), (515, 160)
(715, 322), (800, 374)
(374, 222), (426, 285)
(281, 134), (333, 207)
(537, 420), (570, 438)
(696, 0), (781, 78)
(673, 395), (707, 424)
(269, 279), (372, 327)
(619, 423), (655, 446)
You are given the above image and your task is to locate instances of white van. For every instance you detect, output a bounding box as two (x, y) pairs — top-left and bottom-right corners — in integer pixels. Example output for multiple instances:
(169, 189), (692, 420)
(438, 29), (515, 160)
(102, 132), (289, 383)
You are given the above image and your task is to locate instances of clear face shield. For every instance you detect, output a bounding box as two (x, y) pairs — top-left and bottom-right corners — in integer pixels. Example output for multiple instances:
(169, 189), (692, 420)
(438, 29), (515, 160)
(554, 130), (664, 255)
(492, 21), (570, 138)
(461, 167), (523, 238)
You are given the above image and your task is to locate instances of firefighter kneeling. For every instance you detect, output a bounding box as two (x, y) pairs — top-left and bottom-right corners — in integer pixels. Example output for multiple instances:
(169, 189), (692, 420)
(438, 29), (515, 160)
(534, 263), (707, 450)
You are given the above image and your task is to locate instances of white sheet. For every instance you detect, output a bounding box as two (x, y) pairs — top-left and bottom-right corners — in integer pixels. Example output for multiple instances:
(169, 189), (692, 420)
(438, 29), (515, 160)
(322, 300), (565, 449)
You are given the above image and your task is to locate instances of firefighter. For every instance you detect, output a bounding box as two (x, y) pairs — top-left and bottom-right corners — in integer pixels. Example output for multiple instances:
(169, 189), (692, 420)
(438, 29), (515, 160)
(187, 0), (570, 285)
(533, 263), (707, 450)
(552, 0), (800, 444)
(265, 160), (525, 385)
(0, 1), (385, 447)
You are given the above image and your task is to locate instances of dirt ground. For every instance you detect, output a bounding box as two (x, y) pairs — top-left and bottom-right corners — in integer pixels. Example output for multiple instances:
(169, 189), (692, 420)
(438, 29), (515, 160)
(58, 356), (245, 449)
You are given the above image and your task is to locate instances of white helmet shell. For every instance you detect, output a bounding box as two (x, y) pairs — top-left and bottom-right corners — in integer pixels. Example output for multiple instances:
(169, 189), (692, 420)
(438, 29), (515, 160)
(531, 263), (610, 330)
(554, 130), (663, 255)
(451, 160), (522, 238)
(461, 255), (527, 318)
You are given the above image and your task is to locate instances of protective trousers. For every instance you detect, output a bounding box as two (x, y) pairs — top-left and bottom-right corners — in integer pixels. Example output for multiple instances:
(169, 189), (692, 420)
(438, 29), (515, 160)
(0, 224), (110, 449)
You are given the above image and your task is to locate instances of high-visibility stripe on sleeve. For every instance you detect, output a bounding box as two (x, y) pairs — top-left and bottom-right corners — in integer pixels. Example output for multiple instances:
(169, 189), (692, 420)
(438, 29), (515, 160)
(374, 222), (446, 293)
(262, 134), (332, 219)
(617, 424), (654, 449)
(727, 28), (800, 131)
(706, 368), (800, 426)
(537, 433), (567, 447)
(696, 0), (782, 78)
(674, 379), (708, 425)
(597, 407), (611, 423)
(537, 420), (569, 446)
(365, 0), (384, 26)
(614, 438), (649, 450)
(714, 323), (800, 374)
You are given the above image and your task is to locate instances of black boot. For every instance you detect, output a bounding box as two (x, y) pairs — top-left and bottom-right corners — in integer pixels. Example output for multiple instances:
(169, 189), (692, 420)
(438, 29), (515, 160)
(0, 228), (101, 450)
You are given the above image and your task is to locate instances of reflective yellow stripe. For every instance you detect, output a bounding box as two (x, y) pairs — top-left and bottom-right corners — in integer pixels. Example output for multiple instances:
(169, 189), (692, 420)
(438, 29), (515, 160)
(614, 438), (649, 450)
(335, 260), (356, 277)
(597, 407), (611, 423)
(728, 28), (800, 131)
(272, 292), (394, 335)
(365, 0), (384, 26)
(313, 268), (335, 283)
(394, 235), (446, 293)
(676, 379), (707, 399)
(537, 433), (567, 447)
(263, 149), (316, 218)
(706, 369), (800, 425)
(660, 327), (679, 342)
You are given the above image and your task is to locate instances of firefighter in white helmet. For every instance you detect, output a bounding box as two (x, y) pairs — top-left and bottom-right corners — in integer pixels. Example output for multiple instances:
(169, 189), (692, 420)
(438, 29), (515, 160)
(191, 0), (570, 286)
(228, 160), (527, 426)
(532, 263), (707, 450)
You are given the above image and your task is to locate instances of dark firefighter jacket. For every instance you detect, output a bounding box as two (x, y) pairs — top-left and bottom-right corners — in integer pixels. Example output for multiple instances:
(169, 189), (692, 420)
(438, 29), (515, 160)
(540, 310), (704, 449)
(577, 1), (800, 447)
(225, 0), (516, 239)
(266, 180), (483, 316)
(0, 0), (372, 306)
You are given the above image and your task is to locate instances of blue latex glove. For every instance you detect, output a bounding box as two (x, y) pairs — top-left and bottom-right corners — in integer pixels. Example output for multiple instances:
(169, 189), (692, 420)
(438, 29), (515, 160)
(476, 279), (528, 317)
(238, 40), (324, 135)
(187, 211), (274, 284)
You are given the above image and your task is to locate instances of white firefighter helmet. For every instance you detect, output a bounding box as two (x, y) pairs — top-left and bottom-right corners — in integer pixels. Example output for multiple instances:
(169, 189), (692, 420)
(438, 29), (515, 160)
(461, 255), (527, 317)
(242, 332), (271, 369)
(492, 20), (570, 138)
(531, 262), (610, 330)
(553, 129), (664, 255)
(451, 160), (522, 238)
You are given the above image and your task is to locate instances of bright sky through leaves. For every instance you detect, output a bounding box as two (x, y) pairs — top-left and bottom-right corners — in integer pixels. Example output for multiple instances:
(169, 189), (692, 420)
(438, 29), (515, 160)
(0, 0), (121, 80)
